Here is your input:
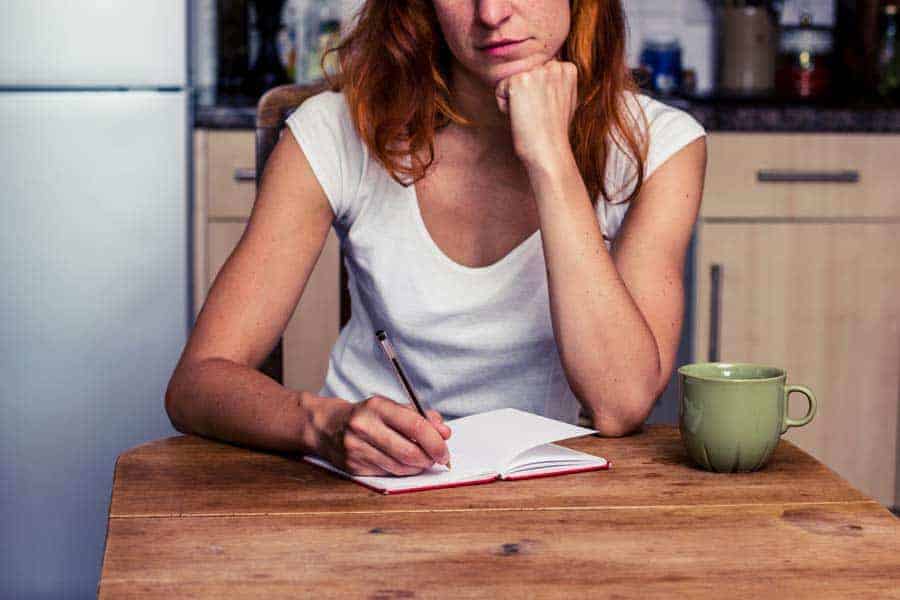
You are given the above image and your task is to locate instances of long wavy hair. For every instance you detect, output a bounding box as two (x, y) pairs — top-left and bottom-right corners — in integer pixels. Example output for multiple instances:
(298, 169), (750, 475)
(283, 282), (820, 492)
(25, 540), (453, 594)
(318, 0), (648, 207)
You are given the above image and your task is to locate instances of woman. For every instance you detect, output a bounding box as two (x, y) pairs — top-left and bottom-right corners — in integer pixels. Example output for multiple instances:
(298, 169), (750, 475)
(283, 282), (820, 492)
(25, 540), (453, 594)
(165, 0), (707, 477)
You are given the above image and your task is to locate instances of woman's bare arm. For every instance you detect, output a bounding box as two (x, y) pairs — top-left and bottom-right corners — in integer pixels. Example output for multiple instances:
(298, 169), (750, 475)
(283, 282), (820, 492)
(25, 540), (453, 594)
(529, 137), (708, 436)
(164, 129), (452, 471)
(164, 129), (343, 454)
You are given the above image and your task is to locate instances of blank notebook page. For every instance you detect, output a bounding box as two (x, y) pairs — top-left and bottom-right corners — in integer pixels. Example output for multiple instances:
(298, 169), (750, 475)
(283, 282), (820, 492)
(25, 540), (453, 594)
(501, 443), (607, 477)
(314, 408), (600, 491)
(446, 408), (598, 469)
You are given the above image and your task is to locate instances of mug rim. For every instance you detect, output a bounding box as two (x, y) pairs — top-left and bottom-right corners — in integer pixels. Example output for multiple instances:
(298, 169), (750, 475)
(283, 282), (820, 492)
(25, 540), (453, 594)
(678, 362), (786, 383)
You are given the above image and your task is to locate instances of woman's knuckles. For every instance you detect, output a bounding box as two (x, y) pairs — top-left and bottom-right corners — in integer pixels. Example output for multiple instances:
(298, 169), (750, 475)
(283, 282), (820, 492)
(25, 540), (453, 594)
(342, 431), (361, 451)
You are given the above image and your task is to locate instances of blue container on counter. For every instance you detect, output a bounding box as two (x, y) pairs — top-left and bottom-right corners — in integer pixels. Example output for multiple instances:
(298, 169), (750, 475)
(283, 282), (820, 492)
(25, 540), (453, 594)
(640, 37), (683, 95)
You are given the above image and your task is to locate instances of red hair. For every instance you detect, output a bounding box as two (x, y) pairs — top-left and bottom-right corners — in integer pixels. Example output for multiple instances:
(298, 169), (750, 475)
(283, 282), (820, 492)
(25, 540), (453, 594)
(319, 0), (648, 207)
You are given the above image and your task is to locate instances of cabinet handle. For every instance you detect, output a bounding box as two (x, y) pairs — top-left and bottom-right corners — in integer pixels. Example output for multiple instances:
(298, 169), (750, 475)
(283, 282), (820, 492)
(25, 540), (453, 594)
(709, 264), (722, 363)
(756, 169), (859, 183)
(233, 167), (256, 182)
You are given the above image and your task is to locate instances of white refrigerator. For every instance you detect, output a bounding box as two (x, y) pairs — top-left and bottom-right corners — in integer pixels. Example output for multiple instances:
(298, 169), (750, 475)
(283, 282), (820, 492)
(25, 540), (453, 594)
(0, 1), (189, 596)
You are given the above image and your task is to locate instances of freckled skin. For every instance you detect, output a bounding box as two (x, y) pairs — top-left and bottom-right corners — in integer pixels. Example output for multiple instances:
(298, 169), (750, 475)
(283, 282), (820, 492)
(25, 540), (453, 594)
(432, 0), (571, 90)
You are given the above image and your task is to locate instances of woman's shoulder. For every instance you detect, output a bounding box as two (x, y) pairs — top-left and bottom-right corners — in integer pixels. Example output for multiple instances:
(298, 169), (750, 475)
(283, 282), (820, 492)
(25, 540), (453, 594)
(619, 91), (706, 142)
(617, 91), (706, 180)
(287, 88), (363, 153)
(292, 88), (351, 122)
(598, 91), (707, 211)
(284, 88), (367, 232)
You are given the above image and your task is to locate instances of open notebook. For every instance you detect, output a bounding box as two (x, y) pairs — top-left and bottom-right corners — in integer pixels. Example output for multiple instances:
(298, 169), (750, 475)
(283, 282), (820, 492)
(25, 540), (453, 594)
(302, 407), (611, 495)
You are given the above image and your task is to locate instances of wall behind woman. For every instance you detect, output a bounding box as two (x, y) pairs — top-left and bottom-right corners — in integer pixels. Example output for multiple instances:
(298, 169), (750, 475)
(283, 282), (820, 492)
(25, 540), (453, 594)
(624, 0), (716, 96)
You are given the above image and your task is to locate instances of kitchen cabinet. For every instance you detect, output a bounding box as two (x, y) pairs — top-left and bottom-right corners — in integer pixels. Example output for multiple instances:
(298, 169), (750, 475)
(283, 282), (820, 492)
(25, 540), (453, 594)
(701, 134), (900, 219)
(694, 133), (900, 509)
(194, 129), (341, 395)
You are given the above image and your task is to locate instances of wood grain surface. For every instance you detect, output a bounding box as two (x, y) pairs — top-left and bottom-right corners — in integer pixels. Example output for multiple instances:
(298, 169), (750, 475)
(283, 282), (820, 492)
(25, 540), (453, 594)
(100, 502), (899, 599)
(108, 425), (869, 518)
(100, 425), (899, 598)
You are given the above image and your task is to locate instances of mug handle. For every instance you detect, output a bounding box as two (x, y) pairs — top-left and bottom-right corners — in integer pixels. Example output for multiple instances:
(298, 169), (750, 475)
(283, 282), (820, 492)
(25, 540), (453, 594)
(782, 385), (817, 434)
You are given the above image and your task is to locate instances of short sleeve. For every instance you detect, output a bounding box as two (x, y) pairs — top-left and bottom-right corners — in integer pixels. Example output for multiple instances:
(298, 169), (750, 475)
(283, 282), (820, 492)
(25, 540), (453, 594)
(284, 90), (365, 231)
(643, 98), (707, 181)
(596, 94), (707, 242)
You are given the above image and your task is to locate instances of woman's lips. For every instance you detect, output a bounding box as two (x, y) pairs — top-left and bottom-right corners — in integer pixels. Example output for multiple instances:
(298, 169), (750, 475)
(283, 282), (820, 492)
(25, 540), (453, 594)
(479, 39), (527, 56)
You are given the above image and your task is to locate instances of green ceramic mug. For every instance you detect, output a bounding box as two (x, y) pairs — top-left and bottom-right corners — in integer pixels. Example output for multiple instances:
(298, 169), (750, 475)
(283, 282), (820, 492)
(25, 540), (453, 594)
(677, 363), (817, 473)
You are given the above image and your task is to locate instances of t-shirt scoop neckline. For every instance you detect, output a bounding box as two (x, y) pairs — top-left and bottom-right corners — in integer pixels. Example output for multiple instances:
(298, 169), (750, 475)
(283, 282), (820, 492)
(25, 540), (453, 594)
(405, 179), (543, 277)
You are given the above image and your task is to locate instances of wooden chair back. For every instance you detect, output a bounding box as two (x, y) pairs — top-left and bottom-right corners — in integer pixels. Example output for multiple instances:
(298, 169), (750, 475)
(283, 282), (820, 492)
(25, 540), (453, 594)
(254, 82), (350, 384)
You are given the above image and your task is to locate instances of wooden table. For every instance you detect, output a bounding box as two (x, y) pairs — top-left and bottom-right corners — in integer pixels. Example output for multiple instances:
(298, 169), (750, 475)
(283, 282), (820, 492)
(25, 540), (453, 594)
(99, 425), (900, 598)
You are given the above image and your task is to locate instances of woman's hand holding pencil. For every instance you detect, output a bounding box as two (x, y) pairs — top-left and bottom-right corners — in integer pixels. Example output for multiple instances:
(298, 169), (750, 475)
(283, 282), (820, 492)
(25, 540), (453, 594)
(302, 330), (452, 477)
(309, 393), (452, 477)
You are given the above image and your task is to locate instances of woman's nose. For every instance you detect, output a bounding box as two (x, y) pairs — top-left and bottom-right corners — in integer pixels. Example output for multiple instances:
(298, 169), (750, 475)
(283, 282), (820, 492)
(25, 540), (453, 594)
(477, 0), (514, 28)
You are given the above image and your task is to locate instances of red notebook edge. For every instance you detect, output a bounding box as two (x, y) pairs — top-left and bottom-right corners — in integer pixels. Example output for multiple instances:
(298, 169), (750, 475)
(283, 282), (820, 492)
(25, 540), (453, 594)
(500, 461), (612, 481)
(380, 473), (502, 495)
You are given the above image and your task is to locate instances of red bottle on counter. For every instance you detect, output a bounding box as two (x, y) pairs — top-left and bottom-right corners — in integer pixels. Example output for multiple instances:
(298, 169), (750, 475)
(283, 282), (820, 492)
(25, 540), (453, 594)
(776, 15), (834, 99)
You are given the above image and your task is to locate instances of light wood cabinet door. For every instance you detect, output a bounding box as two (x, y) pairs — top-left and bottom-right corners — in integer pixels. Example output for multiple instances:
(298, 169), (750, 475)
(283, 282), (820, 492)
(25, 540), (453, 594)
(205, 131), (258, 219)
(203, 221), (341, 396)
(694, 223), (900, 508)
(281, 227), (341, 394)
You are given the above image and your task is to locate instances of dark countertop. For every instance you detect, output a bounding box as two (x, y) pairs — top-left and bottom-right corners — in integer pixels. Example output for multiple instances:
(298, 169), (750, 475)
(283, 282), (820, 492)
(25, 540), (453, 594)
(194, 90), (259, 130)
(195, 89), (900, 133)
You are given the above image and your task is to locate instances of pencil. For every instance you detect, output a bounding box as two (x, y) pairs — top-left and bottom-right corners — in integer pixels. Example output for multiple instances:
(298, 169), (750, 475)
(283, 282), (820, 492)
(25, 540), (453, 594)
(375, 330), (452, 470)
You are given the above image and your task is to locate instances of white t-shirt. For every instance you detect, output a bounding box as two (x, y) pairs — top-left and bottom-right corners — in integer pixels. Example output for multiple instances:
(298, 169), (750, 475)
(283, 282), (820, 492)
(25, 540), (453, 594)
(285, 89), (706, 424)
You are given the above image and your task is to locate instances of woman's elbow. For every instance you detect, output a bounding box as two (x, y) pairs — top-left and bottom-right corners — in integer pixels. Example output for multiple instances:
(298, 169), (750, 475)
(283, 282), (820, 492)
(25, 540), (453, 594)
(589, 390), (655, 437)
(592, 412), (646, 437)
(164, 366), (191, 434)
